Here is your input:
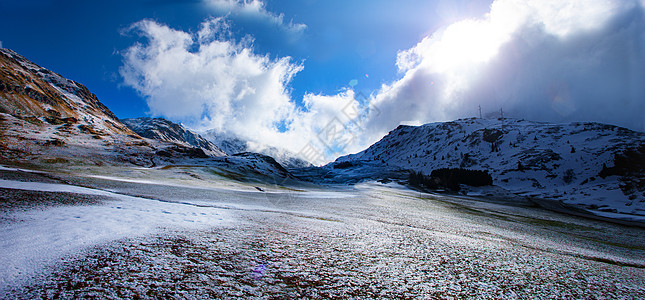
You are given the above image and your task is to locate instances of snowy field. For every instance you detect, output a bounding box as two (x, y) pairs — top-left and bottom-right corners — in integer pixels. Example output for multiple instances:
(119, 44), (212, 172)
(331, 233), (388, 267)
(0, 165), (644, 298)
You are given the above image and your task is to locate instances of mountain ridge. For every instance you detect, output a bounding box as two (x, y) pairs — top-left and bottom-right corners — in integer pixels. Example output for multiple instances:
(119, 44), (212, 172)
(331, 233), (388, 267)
(201, 130), (312, 169)
(329, 117), (645, 217)
(0, 48), (295, 181)
(0, 48), (132, 136)
(122, 117), (226, 157)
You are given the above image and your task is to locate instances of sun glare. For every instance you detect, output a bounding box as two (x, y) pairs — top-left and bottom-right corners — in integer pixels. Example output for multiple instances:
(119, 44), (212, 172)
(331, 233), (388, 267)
(427, 18), (507, 73)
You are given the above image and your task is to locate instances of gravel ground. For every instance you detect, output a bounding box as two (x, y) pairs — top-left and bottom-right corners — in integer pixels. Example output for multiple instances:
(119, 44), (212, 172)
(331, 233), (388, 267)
(0, 169), (68, 184)
(1, 169), (644, 299)
(12, 213), (645, 299)
(0, 169), (110, 222)
(0, 188), (108, 223)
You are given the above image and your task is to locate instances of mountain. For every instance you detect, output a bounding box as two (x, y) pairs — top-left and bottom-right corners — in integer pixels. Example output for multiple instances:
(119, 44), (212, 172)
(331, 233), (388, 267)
(253, 144), (313, 169)
(0, 48), (294, 181)
(0, 48), (134, 137)
(201, 130), (248, 155)
(122, 117), (226, 157)
(328, 117), (645, 217)
(120, 117), (307, 179)
(202, 130), (312, 168)
(0, 48), (156, 166)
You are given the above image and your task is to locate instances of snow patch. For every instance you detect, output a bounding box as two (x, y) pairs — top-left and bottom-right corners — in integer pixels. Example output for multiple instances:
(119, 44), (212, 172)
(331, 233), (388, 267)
(0, 180), (233, 290)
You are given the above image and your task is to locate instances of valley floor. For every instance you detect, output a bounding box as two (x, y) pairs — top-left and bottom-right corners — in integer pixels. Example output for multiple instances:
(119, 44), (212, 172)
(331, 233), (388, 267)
(0, 165), (644, 298)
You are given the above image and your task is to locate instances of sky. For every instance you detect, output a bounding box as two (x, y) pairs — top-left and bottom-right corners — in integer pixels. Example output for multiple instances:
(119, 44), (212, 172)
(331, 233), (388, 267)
(1, 0), (644, 164)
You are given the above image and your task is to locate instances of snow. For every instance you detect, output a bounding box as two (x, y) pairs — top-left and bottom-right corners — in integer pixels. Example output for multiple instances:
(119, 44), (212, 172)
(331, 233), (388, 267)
(0, 170), (644, 298)
(590, 210), (645, 223)
(50, 85), (85, 105)
(0, 179), (233, 290)
(122, 117), (227, 157)
(0, 179), (113, 196)
(295, 190), (358, 199)
(331, 117), (645, 216)
(201, 129), (312, 168)
(0, 166), (46, 174)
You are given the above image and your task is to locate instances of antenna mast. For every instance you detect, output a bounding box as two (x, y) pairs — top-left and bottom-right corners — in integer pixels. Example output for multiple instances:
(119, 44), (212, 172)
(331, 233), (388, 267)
(500, 108), (504, 130)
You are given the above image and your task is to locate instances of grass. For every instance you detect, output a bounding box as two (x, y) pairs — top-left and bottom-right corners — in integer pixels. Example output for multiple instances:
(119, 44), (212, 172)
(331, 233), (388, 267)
(203, 168), (247, 182)
(517, 216), (595, 231)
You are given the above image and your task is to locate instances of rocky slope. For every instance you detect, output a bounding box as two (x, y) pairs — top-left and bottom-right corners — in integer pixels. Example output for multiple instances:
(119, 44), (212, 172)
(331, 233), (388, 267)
(0, 48), (154, 165)
(0, 48), (294, 181)
(0, 49), (134, 136)
(122, 117), (226, 157)
(329, 117), (645, 218)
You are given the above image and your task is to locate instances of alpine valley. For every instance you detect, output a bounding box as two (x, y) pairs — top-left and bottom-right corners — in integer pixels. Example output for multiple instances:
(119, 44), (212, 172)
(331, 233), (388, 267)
(1, 47), (644, 221)
(1, 48), (645, 298)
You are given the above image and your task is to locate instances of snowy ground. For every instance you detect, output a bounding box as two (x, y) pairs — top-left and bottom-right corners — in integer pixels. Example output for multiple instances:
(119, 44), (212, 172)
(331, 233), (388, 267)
(0, 165), (644, 298)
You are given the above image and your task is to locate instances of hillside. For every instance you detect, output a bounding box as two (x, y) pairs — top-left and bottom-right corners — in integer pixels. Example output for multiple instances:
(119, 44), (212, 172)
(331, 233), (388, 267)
(122, 117), (226, 157)
(0, 48), (155, 165)
(0, 49), (135, 136)
(330, 117), (645, 218)
(0, 48), (294, 181)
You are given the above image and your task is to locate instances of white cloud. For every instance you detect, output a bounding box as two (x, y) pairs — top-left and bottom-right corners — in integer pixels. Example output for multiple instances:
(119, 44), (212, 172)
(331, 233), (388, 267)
(122, 0), (645, 165)
(121, 18), (358, 164)
(363, 0), (645, 146)
(203, 0), (306, 35)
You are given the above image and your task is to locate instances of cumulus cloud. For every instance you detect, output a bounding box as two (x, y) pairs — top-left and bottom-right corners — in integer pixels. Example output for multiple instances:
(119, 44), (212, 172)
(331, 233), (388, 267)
(203, 0), (306, 35)
(364, 0), (645, 145)
(120, 18), (359, 164)
(122, 0), (645, 164)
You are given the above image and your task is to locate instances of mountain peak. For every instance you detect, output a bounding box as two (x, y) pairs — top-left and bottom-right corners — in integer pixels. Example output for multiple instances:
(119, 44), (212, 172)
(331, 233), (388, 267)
(201, 130), (312, 169)
(0, 48), (132, 136)
(331, 117), (645, 216)
(121, 117), (226, 157)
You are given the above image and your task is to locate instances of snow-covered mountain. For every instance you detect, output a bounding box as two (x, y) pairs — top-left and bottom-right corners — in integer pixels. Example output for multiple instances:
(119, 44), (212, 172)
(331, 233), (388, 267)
(0, 48), (294, 181)
(254, 145), (313, 169)
(201, 130), (248, 155)
(0, 48), (134, 137)
(0, 48), (155, 165)
(122, 117), (226, 157)
(331, 117), (645, 217)
(120, 117), (309, 173)
(202, 130), (312, 168)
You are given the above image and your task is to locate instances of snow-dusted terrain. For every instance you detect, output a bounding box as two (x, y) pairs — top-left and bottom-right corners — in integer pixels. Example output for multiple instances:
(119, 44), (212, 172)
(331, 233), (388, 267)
(0, 178), (231, 290)
(202, 130), (312, 168)
(0, 48), (298, 181)
(1, 47), (644, 298)
(329, 117), (645, 219)
(122, 117), (226, 157)
(0, 165), (643, 298)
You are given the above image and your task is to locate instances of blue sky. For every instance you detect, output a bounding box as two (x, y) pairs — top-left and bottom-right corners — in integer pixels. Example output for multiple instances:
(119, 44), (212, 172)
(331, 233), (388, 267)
(1, 0), (644, 163)
(0, 0), (490, 119)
